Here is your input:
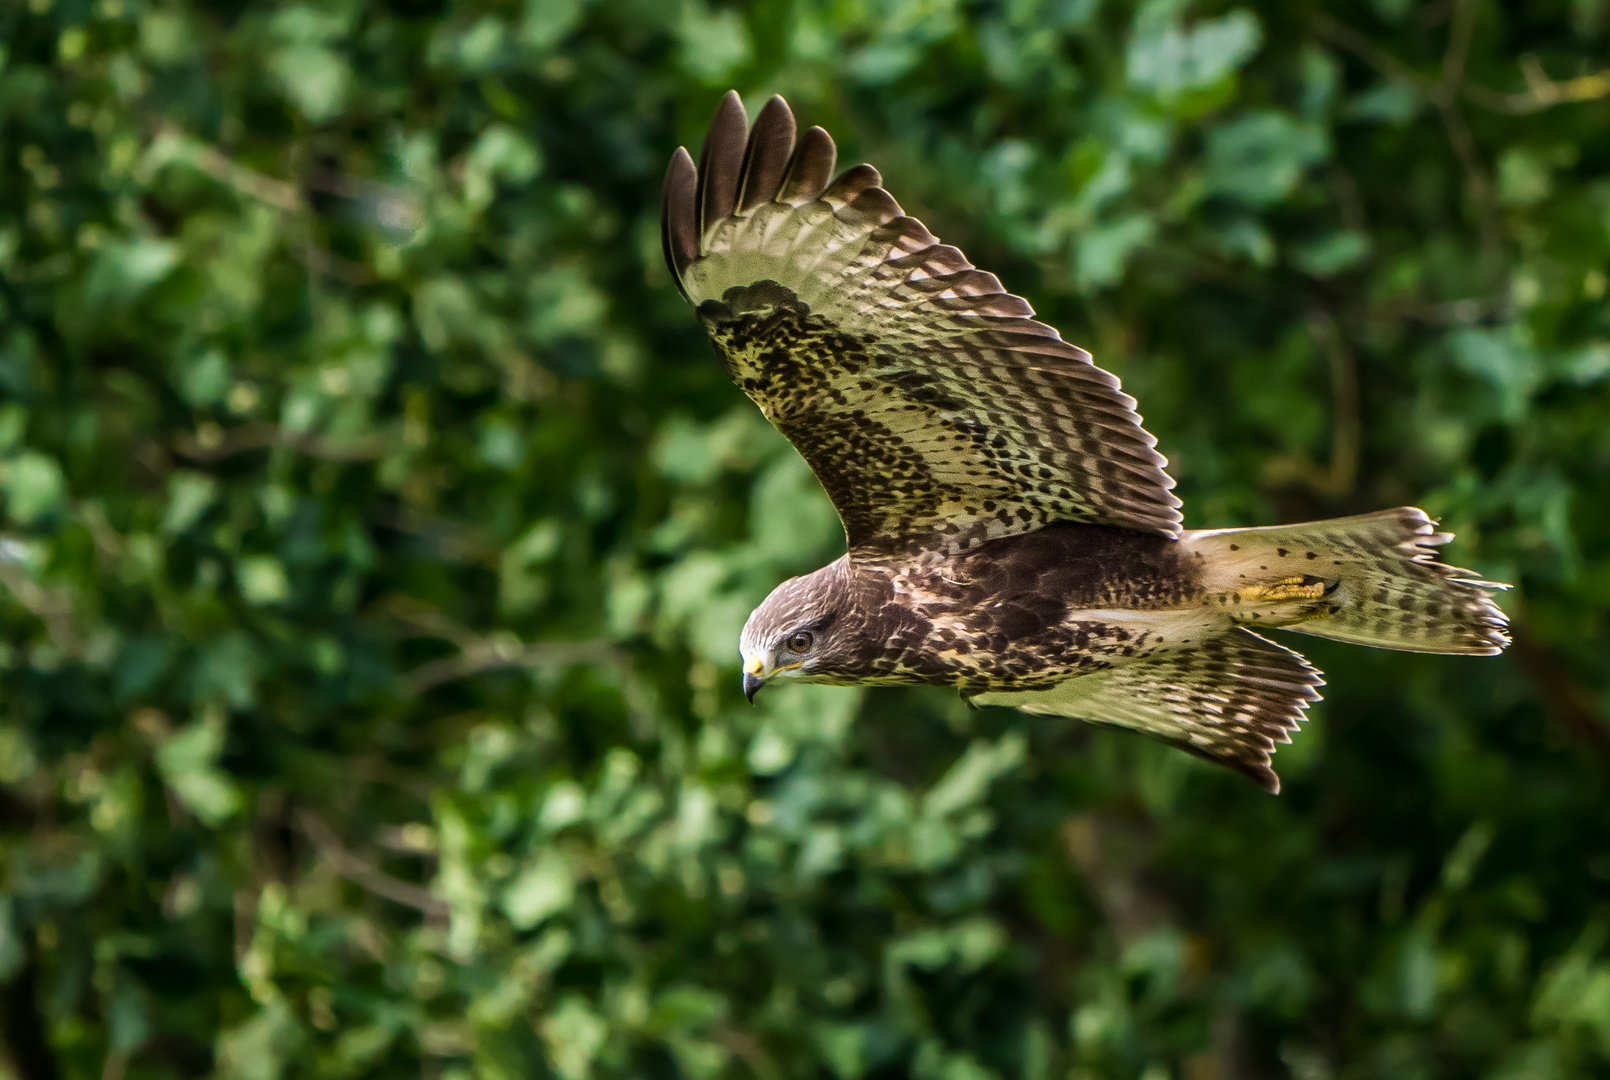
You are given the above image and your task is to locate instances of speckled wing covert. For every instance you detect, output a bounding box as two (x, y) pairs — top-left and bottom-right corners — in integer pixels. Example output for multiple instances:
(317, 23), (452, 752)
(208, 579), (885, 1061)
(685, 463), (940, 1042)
(973, 629), (1325, 793)
(662, 93), (1182, 556)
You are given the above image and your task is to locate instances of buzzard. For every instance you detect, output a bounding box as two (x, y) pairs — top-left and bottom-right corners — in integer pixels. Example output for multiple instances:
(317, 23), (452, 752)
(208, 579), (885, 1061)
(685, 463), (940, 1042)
(661, 92), (1509, 792)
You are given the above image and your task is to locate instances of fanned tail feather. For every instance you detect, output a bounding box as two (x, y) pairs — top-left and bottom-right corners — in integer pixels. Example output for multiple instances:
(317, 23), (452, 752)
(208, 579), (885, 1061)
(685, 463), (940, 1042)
(1184, 507), (1510, 655)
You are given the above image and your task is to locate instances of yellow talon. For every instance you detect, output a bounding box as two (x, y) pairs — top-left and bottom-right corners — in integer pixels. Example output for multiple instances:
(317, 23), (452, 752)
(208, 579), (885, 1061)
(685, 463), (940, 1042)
(1243, 576), (1327, 602)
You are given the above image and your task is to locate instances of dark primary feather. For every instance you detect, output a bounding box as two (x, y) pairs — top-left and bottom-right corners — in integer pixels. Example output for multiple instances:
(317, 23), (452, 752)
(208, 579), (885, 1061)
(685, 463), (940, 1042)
(695, 90), (748, 245)
(662, 92), (1182, 555)
(661, 147), (698, 300)
(778, 125), (836, 204)
(736, 96), (795, 214)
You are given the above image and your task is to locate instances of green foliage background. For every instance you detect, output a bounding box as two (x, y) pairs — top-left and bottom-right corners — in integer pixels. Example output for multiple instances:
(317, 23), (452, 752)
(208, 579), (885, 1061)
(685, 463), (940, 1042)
(2, 0), (1609, 1076)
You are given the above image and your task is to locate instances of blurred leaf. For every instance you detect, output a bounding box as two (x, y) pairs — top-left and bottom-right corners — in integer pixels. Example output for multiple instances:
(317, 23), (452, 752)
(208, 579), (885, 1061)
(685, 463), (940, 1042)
(1127, 4), (1262, 105)
(1290, 228), (1371, 277)
(156, 709), (242, 825)
(267, 7), (353, 122)
(679, 1), (752, 84)
(1075, 212), (1156, 291)
(503, 849), (575, 929)
(0, 450), (64, 524)
(1340, 80), (1421, 125)
(1204, 111), (1329, 206)
(237, 555), (289, 605)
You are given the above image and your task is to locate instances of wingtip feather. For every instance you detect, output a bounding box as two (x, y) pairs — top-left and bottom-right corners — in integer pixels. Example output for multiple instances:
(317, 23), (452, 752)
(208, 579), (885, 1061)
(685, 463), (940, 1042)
(662, 146), (698, 301)
(737, 95), (797, 214)
(696, 90), (749, 244)
(779, 125), (837, 204)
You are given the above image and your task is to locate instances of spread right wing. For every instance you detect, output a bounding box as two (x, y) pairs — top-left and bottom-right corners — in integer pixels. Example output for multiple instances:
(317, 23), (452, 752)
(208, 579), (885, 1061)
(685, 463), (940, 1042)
(662, 92), (1181, 556)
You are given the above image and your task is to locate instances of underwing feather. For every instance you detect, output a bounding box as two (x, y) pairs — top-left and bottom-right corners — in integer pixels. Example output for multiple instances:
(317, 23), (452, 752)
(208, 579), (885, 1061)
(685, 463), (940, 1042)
(973, 629), (1324, 794)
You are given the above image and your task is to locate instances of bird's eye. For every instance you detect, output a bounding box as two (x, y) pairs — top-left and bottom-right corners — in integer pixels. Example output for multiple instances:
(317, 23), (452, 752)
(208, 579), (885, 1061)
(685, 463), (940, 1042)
(785, 631), (814, 653)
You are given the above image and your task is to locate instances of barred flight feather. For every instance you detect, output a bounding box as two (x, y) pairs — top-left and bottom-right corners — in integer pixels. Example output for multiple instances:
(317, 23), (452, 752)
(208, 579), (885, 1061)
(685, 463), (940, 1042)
(974, 629), (1325, 794)
(662, 91), (1181, 555)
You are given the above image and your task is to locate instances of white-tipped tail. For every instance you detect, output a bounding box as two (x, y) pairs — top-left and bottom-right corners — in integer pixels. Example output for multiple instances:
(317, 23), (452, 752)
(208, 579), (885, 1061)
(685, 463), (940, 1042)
(1181, 507), (1510, 655)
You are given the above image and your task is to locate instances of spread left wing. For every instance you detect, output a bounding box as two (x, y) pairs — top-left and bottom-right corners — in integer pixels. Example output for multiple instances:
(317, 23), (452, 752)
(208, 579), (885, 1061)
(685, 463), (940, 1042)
(662, 92), (1181, 557)
(974, 629), (1324, 793)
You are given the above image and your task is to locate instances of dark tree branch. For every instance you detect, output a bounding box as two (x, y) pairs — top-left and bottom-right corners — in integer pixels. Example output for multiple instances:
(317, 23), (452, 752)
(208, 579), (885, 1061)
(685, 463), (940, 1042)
(0, 930), (61, 1080)
(1462, 54), (1610, 113)
(1312, 7), (1502, 276)
(1265, 309), (1361, 498)
(171, 423), (386, 463)
(1510, 628), (1610, 764)
(295, 811), (451, 916)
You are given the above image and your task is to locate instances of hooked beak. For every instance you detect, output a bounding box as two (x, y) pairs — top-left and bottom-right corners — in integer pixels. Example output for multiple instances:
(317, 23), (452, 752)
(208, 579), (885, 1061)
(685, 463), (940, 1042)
(742, 654), (769, 703)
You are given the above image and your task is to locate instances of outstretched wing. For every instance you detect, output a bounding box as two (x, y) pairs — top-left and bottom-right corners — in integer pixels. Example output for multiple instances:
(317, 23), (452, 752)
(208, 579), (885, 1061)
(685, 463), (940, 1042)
(662, 92), (1181, 556)
(973, 629), (1324, 794)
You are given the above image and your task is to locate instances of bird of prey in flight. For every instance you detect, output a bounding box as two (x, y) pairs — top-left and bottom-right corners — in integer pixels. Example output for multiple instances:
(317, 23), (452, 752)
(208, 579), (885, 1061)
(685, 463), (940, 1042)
(661, 92), (1509, 793)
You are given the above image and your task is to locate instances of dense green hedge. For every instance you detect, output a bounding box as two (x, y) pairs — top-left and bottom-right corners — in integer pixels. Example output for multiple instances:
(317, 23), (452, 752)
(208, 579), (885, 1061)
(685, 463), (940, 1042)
(1, 0), (1608, 1077)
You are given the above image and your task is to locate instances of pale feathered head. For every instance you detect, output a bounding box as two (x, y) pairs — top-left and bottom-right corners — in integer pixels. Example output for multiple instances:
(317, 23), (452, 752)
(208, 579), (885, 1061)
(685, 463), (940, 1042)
(738, 558), (854, 700)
